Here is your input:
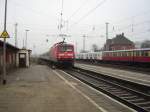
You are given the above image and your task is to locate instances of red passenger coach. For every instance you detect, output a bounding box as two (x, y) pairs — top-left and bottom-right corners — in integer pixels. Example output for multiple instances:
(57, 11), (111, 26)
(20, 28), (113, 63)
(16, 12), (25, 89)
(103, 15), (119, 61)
(102, 48), (150, 64)
(49, 42), (75, 66)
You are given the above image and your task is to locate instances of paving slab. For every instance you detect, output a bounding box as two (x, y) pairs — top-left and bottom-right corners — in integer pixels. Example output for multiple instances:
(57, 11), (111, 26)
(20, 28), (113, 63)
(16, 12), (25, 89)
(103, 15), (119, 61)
(0, 64), (101, 112)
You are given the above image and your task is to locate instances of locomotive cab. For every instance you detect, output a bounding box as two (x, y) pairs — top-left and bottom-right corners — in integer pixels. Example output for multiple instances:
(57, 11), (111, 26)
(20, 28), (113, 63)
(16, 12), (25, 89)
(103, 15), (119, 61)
(57, 44), (75, 66)
(49, 42), (75, 67)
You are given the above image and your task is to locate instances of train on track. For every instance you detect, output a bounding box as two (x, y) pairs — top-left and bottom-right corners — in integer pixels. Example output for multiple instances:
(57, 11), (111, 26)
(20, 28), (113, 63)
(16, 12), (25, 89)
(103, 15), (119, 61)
(40, 41), (75, 67)
(76, 48), (150, 65)
(49, 41), (75, 66)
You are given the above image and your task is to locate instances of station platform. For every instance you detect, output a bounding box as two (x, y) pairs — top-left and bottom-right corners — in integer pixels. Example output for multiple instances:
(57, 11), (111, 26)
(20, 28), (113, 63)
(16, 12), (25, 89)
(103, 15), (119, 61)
(75, 63), (150, 86)
(0, 64), (135, 112)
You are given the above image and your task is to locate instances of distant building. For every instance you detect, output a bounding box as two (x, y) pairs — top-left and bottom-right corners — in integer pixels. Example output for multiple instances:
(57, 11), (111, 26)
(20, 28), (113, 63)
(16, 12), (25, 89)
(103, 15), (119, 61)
(141, 40), (150, 48)
(104, 33), (135, 51)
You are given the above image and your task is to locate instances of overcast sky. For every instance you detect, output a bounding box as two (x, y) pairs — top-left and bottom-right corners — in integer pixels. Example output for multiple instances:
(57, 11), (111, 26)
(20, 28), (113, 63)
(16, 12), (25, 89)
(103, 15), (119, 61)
(0, 0), (150, 54)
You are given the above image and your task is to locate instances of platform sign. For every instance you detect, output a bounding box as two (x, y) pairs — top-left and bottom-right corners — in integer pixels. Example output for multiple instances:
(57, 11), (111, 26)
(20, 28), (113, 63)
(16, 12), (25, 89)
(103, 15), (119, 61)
(0, 31), (10, 38)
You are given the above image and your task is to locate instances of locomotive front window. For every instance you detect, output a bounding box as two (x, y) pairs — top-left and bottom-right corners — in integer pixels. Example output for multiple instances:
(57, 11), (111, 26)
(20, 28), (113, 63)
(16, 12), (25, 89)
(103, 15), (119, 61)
(59, 46), (73, 52)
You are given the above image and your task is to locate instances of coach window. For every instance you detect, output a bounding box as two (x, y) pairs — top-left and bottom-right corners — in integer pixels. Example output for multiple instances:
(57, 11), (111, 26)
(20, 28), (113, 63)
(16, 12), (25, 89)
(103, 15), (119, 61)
(127, 52), (129, 56)
(134, 52), (136, 56)
(118, 52), (120, 56)
(113, 52), (115, 56)
(113, 52), (115, 57)
(144, 51), (148, 57)
(141, 51), (144, 56)
(128, 52), (130, 56)
(148, 51), (150, 56)
(136, 51), (139, 56)
(120, 52), (122, 56)
(117, 52), (119, 56)
(122, 52), (124, 56)
(106, 53), (108, 56)
(149, 51), (150, 56)
(131, 52), (133, 56)
(104, 53), (106, 56)
(125, 52), (127, 56)
(124, 52), (126, 56)
(123, 52), (126, 56)
(116, 52), (119, 56)
(129, 52), (131, 56)
(139, 51), (141, 56)
(130, 52), (132, 56)
(115, 52), (117, 56)
(140, 51), (142, 56)
(94, 54), (96, 58)
(107, 53), (109, 56)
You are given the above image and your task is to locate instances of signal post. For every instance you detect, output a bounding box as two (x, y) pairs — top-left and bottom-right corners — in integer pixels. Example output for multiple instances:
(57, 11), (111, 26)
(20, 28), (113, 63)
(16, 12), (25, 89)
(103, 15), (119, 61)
(0, 0), (10, 85)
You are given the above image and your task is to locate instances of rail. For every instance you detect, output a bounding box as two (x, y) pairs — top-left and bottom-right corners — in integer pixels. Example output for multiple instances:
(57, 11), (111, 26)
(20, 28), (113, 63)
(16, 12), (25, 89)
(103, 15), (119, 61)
(63, 67), (150, 112)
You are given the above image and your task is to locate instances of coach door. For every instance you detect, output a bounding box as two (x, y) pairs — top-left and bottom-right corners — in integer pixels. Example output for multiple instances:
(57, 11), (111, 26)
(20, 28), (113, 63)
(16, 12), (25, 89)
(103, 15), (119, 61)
(19, 53), (26, 67)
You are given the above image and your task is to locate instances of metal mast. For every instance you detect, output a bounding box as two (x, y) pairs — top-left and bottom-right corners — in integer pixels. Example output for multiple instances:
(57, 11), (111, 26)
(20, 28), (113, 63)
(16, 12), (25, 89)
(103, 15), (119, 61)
(2, 0), (8, 84)
(25, 29), (29, 49)
(106, 22), (109, 41)
(105, 22), (109, 51)
(15, 23), (18, 47)
(60, 0), (63, 32)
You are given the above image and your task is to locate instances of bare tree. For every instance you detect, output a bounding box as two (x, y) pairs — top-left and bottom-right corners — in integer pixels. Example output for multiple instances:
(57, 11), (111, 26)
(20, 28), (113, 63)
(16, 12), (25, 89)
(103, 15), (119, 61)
(91, 44), (98, 52)
(141, 40), (150, 48)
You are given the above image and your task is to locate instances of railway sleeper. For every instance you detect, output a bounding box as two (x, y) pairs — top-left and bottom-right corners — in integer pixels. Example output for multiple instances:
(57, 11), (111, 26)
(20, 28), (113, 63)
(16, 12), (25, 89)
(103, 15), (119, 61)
(128, 98), (146, 102)
(117, 94), (133, 98)
(135, 101), (150, 106)
(138, 102), (150, 107)
(143, 107), (150, 111)
(109, 89), (126, 93)
(100, 86), (113, 90)
(111, 91), (127, 94)
(121, 95), (138, 99)
(106, 88), (118, 91)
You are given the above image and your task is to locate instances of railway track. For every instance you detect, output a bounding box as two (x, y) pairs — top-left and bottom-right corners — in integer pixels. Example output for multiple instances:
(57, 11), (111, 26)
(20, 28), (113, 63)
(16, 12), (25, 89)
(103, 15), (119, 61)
(63, 67), (150, 112)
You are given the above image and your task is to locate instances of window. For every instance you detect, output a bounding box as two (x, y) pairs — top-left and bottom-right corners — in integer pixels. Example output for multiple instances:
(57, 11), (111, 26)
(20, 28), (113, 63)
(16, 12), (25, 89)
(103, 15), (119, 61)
(127, 51), (131, 57)
(144, 51), (148, 57)
(148, 51), (150, 57)
(59, 45), (73, 52)
(141, 51), (144, 56)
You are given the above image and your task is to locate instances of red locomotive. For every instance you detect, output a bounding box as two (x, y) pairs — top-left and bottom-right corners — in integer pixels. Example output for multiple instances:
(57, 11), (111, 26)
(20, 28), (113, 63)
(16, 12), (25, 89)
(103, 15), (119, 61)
(49, 41), (75, 67)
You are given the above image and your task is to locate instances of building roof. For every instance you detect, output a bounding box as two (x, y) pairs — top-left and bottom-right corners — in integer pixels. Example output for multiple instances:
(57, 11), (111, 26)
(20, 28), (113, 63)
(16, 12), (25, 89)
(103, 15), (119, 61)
(110, 33), (134, 45)
(0, 40), (20, 51)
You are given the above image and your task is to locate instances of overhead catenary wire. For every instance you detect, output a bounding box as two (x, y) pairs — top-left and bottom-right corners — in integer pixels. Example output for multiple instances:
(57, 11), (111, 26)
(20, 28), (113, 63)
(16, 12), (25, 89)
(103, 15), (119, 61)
(67, 0), (90, 20)
(59, 0), (64, 32)
(82, 9), (150, 35)
(109, 20), (150, 35)
(10, 0), (59, 21)
(70, 0), (107, 27)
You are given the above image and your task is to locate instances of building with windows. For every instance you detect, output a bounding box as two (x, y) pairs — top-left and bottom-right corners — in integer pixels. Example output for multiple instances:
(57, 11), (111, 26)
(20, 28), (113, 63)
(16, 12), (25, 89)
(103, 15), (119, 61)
(104, 33), (135, 51)
(0, 40), (19, 74)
